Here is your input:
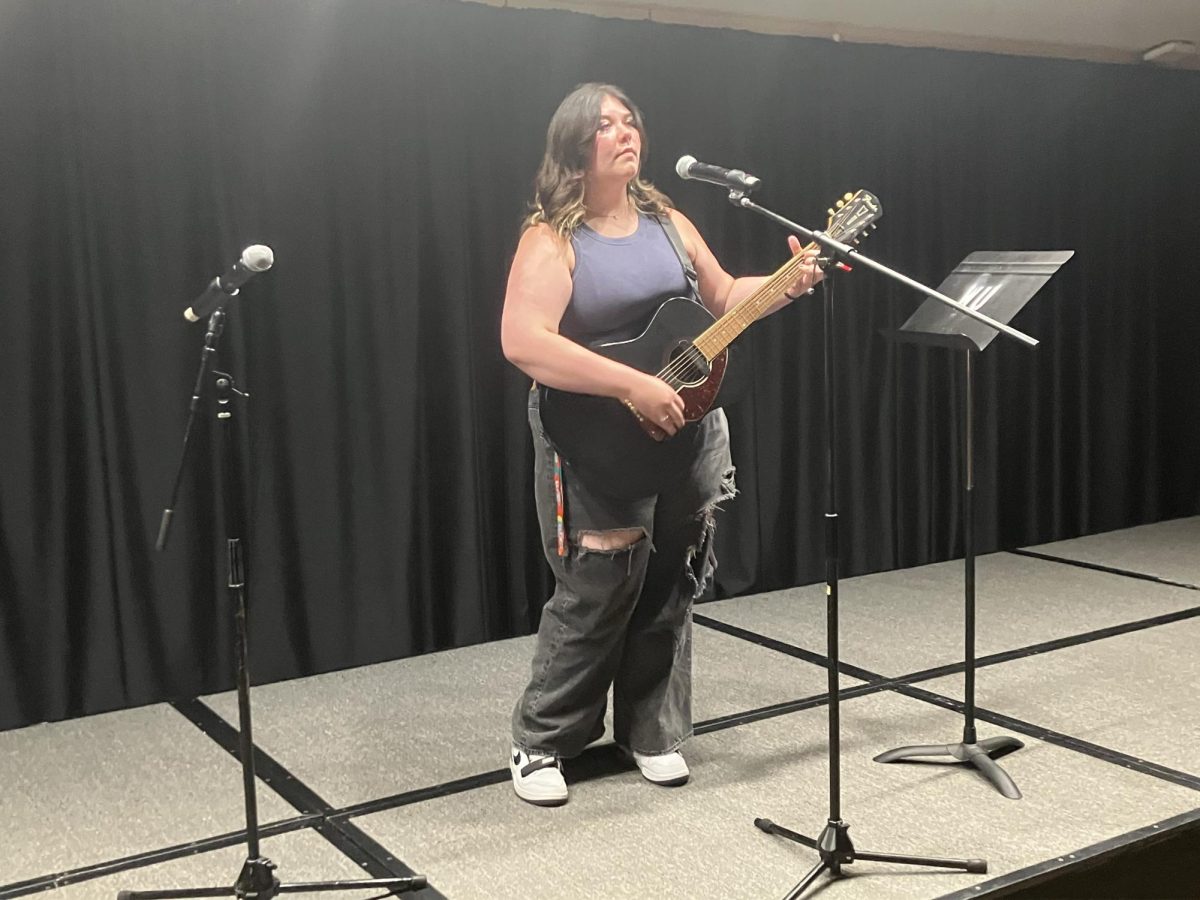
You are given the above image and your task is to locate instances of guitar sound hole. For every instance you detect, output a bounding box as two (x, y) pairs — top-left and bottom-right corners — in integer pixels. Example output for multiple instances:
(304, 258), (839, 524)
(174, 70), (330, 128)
(666, 341), (710, 388)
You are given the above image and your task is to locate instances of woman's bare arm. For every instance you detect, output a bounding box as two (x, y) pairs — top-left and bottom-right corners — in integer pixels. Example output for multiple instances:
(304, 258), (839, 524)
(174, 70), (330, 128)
(500, 224), (686, 431)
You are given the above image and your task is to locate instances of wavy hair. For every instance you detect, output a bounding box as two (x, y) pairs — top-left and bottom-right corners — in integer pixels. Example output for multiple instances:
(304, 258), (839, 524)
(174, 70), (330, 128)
(523, 83), (673, 237)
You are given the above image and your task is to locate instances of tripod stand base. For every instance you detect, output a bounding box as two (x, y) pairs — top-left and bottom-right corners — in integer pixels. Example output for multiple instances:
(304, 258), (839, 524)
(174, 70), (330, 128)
(753, 820), (988, 897)
(117, 855), (427, 899)
(755, 818), (986, 899)
(874, 735), (1025, 799)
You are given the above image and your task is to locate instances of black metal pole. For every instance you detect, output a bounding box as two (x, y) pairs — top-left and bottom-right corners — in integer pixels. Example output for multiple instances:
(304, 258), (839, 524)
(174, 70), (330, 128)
(822, 276), (841, 824)
(962, 349), (977, 745)
(216, 373), (265, 866)
(873, 340), (1023, 798)
(157, 311), (225, 551)
(726, 195), (1037, 347)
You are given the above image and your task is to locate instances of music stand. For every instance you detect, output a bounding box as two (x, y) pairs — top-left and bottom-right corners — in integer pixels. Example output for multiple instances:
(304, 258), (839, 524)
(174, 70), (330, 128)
(875, 250), (1073, 799)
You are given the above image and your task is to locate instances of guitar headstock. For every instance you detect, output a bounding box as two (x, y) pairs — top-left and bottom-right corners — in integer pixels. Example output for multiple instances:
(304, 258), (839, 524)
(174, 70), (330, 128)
(825, 189), (882, 246)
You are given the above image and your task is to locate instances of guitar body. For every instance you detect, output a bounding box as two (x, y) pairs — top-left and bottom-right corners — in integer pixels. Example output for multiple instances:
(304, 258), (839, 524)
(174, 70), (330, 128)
(536, 188), (882, 498)
(539, 297), (728, 496)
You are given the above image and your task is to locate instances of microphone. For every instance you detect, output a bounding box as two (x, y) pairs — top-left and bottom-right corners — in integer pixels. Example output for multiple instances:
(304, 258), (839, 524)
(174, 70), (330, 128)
(183, 245), (275, 322)
(675, 155), (761, 192)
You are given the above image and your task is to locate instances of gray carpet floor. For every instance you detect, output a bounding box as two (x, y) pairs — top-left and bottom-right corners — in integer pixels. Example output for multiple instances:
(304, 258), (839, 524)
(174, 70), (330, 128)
(0, 703), (296, 888)
(2, 518), (1197, 899)
(1021, 515), (1200, 586)
(354, 691), (1198, 900)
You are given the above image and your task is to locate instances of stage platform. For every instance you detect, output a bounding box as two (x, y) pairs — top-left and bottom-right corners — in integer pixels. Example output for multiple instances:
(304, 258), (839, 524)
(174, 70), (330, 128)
(3, 517), (1198, 899)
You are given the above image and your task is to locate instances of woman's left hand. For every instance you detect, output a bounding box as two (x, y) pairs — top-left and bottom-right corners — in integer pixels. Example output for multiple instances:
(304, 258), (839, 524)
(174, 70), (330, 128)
(786, 235), (823, 298)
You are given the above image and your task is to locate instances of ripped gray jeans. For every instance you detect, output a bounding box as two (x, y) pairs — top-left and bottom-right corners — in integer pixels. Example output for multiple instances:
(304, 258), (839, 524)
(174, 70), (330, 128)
(512, 390), (736, 758)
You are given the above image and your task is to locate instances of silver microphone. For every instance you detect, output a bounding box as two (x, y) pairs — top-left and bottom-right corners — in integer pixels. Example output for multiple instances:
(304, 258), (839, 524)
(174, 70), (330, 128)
(675, 155), (761, 192)
(183, 245), (274, 322)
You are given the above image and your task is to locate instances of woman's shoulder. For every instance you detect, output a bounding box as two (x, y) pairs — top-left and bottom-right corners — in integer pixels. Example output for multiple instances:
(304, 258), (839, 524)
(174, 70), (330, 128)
(517, 221), (575, 271)
(661, 208), (701, 260)
(663, 206), (696, 231)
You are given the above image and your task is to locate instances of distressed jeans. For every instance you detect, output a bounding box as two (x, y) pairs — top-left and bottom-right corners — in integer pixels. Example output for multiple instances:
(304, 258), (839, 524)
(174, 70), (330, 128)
(512, 389), (735, 758)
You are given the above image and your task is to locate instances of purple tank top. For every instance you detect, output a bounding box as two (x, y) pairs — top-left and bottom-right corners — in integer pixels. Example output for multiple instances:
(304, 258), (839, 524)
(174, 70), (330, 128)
(560, 214), (691, 343)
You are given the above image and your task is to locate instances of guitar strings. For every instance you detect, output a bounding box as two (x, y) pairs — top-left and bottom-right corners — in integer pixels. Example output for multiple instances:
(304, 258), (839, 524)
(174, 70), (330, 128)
(653, 194), (869, 396)
(655, 248), (812, 390)
(656, 253), (805, 389)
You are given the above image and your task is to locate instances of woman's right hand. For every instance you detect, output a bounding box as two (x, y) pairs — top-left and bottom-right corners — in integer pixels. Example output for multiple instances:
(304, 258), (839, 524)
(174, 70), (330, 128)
(625, 373), (686, 439)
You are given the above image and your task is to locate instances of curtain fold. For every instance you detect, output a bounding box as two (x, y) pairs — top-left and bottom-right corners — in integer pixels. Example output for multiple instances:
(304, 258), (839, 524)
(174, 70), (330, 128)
(1, 0), (1197, 730)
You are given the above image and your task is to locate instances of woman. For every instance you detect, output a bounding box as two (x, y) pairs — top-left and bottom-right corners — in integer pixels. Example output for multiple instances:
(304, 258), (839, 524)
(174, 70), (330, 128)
(501, 83), (820, 806)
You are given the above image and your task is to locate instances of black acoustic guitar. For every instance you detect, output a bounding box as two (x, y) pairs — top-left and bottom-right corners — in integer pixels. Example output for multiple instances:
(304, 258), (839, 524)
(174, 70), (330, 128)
(540, 190), (882, 495)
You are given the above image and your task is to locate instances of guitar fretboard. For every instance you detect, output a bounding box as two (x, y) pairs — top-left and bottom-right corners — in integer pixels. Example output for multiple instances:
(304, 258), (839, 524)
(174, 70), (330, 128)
(677, 188), (879, 369)
(692, 250), (810, 360)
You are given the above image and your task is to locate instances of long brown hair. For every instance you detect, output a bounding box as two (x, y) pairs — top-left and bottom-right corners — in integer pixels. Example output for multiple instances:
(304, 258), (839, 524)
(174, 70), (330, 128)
(523, 83), (672, 237)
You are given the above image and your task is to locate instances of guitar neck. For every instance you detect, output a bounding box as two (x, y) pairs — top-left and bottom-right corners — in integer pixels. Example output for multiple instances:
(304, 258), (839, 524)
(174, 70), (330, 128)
(692, 249), (811, 360)
(688, 189), (880, 361)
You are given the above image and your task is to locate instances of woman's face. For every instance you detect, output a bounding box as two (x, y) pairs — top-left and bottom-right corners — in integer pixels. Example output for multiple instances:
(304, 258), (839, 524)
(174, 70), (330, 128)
(588, 94), (641, 184)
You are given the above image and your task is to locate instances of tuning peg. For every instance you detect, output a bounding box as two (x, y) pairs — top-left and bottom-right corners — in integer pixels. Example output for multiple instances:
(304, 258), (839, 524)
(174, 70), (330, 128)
(836, 199), (845, 209)
(843, 192), (853, 202)
(827, 208), (835, 217)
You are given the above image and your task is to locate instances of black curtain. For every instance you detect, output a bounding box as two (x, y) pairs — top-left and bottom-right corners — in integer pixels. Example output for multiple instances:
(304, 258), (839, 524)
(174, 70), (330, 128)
(2, 0), (1197, 731)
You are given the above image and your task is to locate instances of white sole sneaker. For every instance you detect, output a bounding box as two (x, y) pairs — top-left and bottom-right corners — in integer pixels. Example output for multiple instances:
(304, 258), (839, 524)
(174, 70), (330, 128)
(510, 746), (568, 806)
(626, 748), (690, 786)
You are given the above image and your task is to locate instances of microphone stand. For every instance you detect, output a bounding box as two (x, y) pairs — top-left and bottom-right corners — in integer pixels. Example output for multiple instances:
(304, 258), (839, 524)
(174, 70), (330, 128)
(721, 189), (1034, 897)
(131, 304), (426, 899)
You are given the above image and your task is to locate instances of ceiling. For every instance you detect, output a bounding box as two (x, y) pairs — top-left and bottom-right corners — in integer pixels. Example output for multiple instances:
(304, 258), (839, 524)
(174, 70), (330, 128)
(487, 0), (1200, 68)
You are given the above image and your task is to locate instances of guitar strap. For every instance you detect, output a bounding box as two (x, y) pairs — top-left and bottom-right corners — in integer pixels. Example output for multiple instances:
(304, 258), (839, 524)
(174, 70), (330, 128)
(655, 214), (701, 303)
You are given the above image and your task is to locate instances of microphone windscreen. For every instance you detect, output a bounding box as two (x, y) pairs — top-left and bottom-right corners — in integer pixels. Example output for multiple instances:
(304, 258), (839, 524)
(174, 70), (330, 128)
(675, 155), (697, 179)
(241, 245), (274, 272)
